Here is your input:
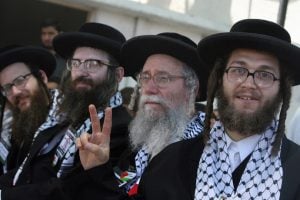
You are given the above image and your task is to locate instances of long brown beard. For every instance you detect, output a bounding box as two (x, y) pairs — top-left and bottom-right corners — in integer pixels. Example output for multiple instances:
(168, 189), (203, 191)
(59, 76), (116, 128)
(11, 86), (49, 150)
(216, 87), (282, 136)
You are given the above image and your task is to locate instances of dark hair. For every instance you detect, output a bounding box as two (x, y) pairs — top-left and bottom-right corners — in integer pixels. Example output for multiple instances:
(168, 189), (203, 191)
(272, 61), (292, 154)
(120, 87), (134, 105)
(202, 53), (292, 155)
(40, 18), (62, 32)
(203, 56), (227, 143)
(26, 63), (51, 101)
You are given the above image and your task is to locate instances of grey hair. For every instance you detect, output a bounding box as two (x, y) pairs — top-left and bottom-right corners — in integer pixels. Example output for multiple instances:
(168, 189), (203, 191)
(181, 64), (199, 116)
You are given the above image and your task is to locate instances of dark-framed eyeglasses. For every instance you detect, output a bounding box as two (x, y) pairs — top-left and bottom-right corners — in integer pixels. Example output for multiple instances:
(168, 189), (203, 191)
(138, 72), (186, 88)
(1, 73), (32, 97)
(225, 66), (280, 88)
(66, 59), (118, 73)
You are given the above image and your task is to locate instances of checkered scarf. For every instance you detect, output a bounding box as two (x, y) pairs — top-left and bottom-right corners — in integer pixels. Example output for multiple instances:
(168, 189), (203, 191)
(0, 109), (13, 171)
(194, 120), (282, 199)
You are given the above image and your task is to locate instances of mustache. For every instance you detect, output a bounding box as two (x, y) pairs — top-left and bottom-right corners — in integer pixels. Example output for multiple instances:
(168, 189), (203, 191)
(235, 89), (260, 99)
(14, 93), (29, 106)
(72, 76), (94, 87)
(139, 95), (169, 108)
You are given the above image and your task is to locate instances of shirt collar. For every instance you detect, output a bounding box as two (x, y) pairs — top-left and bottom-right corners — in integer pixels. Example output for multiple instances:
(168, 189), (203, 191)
(225, 133), (262, 162)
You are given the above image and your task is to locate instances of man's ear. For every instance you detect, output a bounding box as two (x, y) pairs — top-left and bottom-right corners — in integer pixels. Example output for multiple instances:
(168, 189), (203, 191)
(39, 70), (48, 84)
(115, 66), (124, 82)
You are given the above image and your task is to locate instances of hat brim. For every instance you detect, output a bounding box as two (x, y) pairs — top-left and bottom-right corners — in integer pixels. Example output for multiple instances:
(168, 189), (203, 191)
(121, 35), (209, 101)
(53, 32), (123, 62)
(198, 32), (300, 85)
(0, 46), (56, 77)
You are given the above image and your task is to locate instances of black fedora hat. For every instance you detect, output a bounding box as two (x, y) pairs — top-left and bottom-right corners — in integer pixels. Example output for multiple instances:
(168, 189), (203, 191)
(0, 45), (56, 77)
(198, 18), (300, 85)
(121, 32), (209, 101)
(53, 22), (126, 63)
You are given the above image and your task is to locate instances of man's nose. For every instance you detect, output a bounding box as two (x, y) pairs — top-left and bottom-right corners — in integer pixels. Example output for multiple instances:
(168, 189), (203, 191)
(241, 74), (257, 88)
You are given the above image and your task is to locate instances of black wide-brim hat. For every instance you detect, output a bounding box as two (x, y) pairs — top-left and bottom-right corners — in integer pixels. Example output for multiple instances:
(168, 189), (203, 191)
(0, 45), (56, 77)
(121, 32), (209, 101)
(198, 19), (300, 85)
(53, 22), (126, 63)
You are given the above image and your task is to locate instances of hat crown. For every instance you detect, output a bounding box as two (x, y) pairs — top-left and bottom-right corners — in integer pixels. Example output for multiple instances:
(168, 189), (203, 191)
(0, 45), (22, 54)
(231, 19), (291, 43)
(157, 32), (197, 48)
(79, 22), (126, 45)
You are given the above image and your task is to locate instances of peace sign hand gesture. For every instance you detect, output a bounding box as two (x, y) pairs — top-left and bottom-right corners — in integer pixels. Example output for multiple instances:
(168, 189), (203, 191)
(76, 104), (112, 170)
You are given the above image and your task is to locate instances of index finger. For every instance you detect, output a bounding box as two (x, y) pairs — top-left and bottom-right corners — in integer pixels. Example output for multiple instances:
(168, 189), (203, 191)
(89, 104), (101, 137)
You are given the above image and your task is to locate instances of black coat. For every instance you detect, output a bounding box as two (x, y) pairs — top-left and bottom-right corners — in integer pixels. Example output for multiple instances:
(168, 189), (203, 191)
(60, 135), (300, 200)
(0, 105), (131, 200)
(139, 135), (300, 200)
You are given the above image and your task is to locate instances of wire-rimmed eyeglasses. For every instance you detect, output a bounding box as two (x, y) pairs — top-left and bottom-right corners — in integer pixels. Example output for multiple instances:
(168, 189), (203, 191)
(138, 72), (186, 88)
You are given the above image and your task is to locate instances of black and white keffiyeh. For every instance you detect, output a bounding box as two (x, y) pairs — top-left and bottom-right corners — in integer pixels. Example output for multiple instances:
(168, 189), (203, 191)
(13, 89), (65, 185)
(0, 109), (13, 171)
(123, 111), (206, 192)
(194, 120), (282, 200)
(55, 92), (123, 178)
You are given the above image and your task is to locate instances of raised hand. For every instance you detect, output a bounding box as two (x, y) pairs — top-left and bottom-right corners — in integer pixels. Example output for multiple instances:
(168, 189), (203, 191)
(76, 104), (112, 170)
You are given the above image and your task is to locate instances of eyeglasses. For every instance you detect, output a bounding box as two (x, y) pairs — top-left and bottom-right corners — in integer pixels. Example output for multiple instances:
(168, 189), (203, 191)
(138, 72), (186, 88)
(225, 66), (280, 88)
(66, 59), (117, 73)
(1, 73), (32, 97)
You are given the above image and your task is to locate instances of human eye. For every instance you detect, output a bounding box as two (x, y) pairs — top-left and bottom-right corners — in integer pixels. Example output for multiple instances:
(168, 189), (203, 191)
(13, 76), (27, 86)
(230, 67), (247, 75)
(86, 60), (102, 70)
(139, 73), (150, 84)
(139, 73), (148, 79)
(156, 74), (169, 84)
(70, 59), (80, 68)
(256, 71), (273, 81)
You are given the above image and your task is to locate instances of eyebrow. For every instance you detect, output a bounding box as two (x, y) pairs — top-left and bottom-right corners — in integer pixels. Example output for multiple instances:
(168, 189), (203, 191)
(141, 70), (170, 75)
(229, 61), (278, 73)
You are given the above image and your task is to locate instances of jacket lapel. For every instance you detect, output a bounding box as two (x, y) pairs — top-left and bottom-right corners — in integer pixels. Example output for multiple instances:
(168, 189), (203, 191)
(24, 123), (68, 164)
(179, 136), (205, 199)
(280, 136), (300, 200)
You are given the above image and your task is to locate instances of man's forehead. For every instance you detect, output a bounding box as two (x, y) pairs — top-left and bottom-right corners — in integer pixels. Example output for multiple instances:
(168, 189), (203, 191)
(73, 47), (110, 59)
(41, 26), (59, 32)
(0, 62), (31, 83)
(227, 48), (280, 72)
(142, 54), (184, 73)
(3, 62), (30, 73)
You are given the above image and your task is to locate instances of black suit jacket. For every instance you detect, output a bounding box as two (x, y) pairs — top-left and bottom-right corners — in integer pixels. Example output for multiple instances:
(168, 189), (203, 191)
(0, 106), (131, 200)
(139, 135), (300, 200)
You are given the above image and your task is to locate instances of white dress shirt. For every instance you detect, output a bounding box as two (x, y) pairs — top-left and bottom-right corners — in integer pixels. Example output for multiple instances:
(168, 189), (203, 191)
(225, 133), (262, 172)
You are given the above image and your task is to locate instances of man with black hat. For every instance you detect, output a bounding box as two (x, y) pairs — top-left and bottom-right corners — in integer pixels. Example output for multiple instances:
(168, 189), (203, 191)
(68, 32), (209, 199)
(130, 19), (300, 200)
(0, 22), (131, 200)
(0, 45), (63, 174)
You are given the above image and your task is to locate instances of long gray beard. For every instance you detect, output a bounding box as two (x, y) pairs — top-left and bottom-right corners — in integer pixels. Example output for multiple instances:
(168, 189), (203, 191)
(129, 95), (190, 159)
